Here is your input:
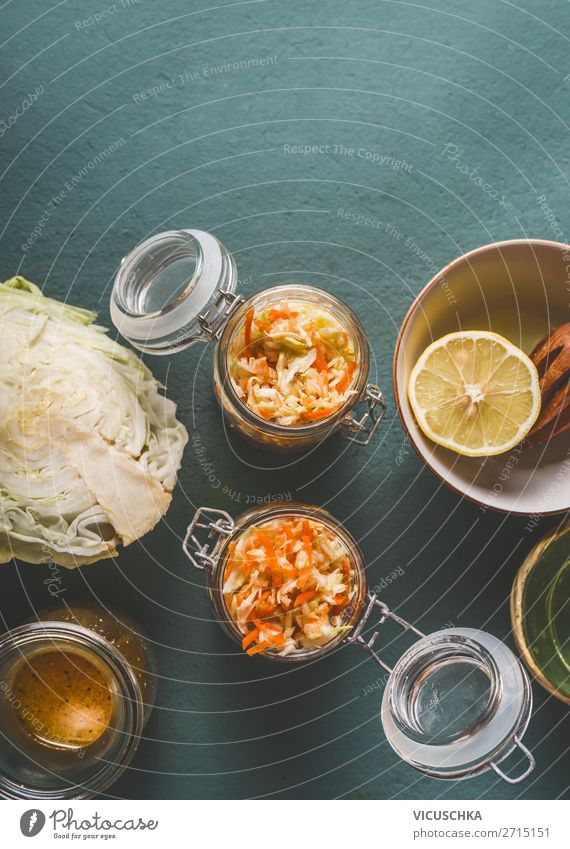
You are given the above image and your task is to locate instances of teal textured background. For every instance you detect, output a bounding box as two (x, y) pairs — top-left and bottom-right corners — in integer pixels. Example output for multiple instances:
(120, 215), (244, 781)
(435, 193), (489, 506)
(0, 0), (569, 800)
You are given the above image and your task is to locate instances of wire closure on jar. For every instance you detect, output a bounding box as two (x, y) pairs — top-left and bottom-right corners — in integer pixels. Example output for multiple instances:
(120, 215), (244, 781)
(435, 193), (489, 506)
(340, 385), (386, 445)
(183, 507), (235, 571)
(197, 290), (244, 342)
(346, 593), (425, 672)
(490, 738), (536, 785)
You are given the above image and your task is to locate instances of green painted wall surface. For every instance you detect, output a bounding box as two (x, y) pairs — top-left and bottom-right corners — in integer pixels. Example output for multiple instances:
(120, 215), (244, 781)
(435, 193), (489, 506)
(0, 0), (568, 799)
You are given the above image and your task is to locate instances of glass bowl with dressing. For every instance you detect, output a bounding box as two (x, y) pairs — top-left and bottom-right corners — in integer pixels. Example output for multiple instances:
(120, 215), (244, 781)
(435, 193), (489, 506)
(0, 604), (155, 799)
(110, 230), (385, 451)
(184, 502), (535, 784)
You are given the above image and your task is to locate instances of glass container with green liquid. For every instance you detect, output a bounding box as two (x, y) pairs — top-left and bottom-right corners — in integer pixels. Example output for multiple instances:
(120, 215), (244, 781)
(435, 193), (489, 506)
(511, 522), (570, 704)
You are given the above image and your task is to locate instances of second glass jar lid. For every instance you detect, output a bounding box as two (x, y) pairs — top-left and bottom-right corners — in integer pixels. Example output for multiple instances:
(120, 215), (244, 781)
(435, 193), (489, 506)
(381, 628), (534, 783)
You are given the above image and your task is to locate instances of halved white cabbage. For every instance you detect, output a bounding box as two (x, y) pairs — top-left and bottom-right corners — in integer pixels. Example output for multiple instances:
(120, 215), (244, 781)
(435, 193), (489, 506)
(0, 277), (188, 567)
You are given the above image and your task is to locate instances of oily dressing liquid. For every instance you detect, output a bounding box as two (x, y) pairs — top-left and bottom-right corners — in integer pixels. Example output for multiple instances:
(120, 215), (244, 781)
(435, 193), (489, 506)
(11, 649), (113, 750)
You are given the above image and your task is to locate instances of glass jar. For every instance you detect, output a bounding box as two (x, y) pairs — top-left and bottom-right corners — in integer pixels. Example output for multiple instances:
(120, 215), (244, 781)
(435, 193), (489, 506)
(0, 604), (155, 799)
(184, 503), (535, 784)
(185, 503), (367, 662)
(511, 521), (570, 704)
(110, 230), (385, 450)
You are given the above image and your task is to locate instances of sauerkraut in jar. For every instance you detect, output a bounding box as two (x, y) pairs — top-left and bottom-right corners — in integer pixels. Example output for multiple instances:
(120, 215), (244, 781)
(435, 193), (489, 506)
(227, 299), (357, 426)
(184, 503), (366, 662)
(214, 285), (384, 450)
(222, 514), (358, 657)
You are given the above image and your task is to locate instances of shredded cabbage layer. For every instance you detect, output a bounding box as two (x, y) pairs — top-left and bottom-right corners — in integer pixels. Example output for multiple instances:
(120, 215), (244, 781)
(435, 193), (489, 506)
(0, 277), (188, 567)
(228, 299), (357, 426)
(223, 516), (357, 657)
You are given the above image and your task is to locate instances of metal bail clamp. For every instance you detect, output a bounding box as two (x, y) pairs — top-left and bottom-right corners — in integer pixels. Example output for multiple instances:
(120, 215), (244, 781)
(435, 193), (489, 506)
(183, 507), (235, 572)
(197, 291), (244, 341)
(346, 592), (425, 672)
(341, 384), (386, 446)
(490, 737), (536, 785)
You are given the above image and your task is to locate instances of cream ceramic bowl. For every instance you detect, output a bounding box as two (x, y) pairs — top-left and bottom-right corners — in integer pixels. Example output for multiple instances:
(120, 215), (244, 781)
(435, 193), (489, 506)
(393, 239), (570, 515)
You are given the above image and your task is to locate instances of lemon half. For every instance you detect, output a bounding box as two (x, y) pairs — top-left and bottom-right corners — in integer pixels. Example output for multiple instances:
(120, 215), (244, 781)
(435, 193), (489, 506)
(408, 331), (541, 457)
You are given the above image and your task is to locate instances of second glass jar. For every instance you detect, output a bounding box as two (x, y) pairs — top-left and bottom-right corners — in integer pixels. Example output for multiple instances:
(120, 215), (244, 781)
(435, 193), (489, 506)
(183, 502), (535, 784)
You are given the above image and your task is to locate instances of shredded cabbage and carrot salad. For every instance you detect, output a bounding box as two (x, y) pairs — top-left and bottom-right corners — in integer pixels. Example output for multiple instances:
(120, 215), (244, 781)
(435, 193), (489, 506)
(228, 300), (357, 426)
(222, 516), (357, 657)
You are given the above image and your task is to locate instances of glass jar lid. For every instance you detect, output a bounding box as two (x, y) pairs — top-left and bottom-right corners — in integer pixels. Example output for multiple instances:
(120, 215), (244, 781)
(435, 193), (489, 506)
(381, 628), (534, 783)
(110, 229), (239, 353)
